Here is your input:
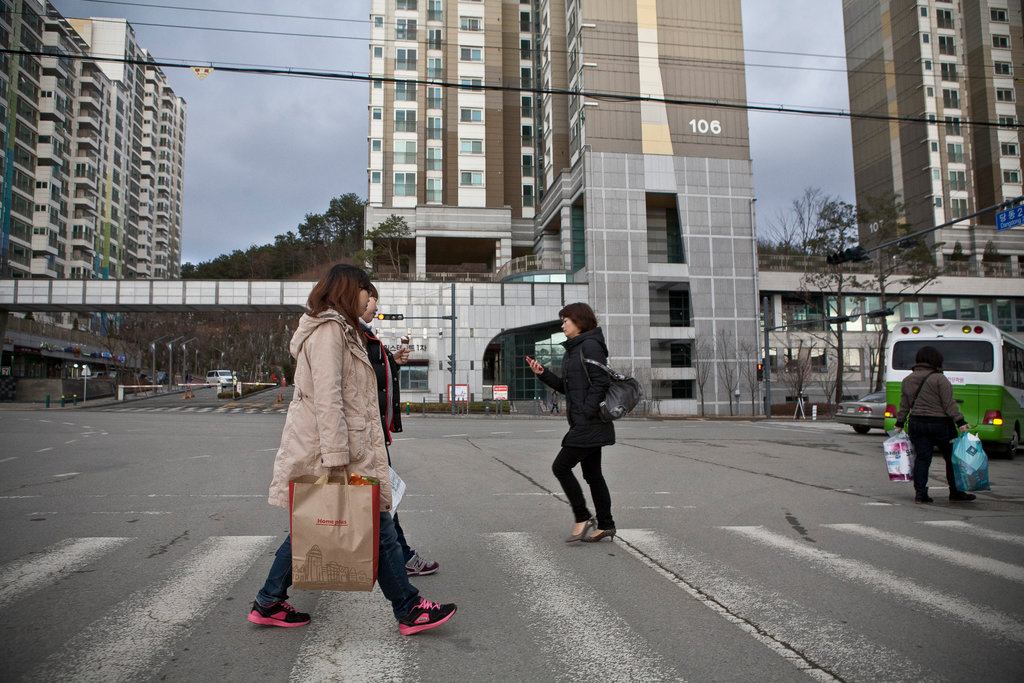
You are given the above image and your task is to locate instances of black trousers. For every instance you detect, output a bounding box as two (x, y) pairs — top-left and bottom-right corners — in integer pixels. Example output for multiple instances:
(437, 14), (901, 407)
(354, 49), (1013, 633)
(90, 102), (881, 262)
(552, 445), (614, 530)
(908, 416), (959, 496)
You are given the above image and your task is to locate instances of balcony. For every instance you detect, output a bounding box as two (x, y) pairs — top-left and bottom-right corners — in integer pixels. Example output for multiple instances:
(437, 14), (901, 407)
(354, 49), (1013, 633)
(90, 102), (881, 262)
(758, 253), (1022, 279)
(30, 256), (59, 278)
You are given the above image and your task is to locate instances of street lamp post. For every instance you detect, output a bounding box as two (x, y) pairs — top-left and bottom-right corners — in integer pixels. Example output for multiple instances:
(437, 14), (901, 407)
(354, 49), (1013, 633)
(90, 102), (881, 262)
(166, 336), (184, 388)
(150, 335), (171, 392)
(180, 337), (198, 383)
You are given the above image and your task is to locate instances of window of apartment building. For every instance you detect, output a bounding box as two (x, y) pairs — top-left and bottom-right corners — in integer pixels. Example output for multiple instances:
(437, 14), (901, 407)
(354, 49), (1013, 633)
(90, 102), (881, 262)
(397, 0), (417, 9)
(396, 48), (417, 71)
(426, 86), (442, 108)
(371, 139), (382, 151)
(934, 197), (943, 207)
(460, 139), (483, 154)
(942, 88), (959, 108)
(522, 153), (534, 176)
(460, 171), (483, 186)
(932, 169), (941, 181)
(920, 6), (927, 16)
(427, 147), (442, 169)
(427, 58), (442, 79)
(1001, 143), (1018, 156)
(460, 17), (482, 31)
(394, 172), (416, 196)
(395, 109), (417, 132)
(372, 107), (382, 120)
(926, 86), (935, 97)
(999, 115), (1017, 127)
(947, 142), (963, 162)
(993, 35), (1010, 49)
(950, 198), (968, 218)
(373, 15), (383, 28)
(991, 8), (1008, 21)
(373, 79), (383, 89)
(522, 124), (533, 145)
(922, 33), (930, 43)
(396, 19), (417, 40)
(394, 140), (417, 164)
(427, 28), (441, 50)
(460, 47), (482, 62)
(669, 291), (691, 327)
(994, 62), (1012, 75)
(940, 62), (957, 81)
(459, 78), (482, 91)
(1004, 170), (1021, 184)
(936, 9), (953, 29)
(373, 46), (383, 58)
(948, 170), (966, 191)
(460, 108), (483, 122)
(945, 117), (961, 135)
(370, 171), (381, 184)
(669, 342), (692, 368)
(523, 184), (534, 207)
(938, 35), (955, 55)
(426, 178), (441, 203)
(521, 95), (533, 118)
(996, 88), (1015, 102)
(520, 11), (531, 32)
(395, 81), (417, 101)
(521, 67), (532, 88)
(427, 117), (442, 139)
(520, 39), (531, 60)
(428, 0), (442, 22)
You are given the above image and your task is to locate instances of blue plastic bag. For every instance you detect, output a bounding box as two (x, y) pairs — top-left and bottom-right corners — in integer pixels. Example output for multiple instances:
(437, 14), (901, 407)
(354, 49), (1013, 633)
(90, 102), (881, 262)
(951, 433), (991, 492)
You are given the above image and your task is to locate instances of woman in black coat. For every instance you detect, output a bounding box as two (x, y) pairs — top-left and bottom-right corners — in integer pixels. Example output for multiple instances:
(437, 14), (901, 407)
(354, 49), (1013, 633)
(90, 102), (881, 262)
(527, 302), (617, 542)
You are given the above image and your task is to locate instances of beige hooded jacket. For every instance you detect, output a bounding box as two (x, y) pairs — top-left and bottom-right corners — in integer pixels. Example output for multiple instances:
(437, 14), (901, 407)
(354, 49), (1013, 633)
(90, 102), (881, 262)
(267, 309), (392, 511)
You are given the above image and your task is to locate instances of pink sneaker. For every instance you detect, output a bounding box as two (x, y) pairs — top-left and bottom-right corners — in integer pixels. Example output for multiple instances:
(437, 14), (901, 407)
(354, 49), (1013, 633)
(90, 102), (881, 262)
(398, 597), (456, 635)
(247, 600), (310, 627)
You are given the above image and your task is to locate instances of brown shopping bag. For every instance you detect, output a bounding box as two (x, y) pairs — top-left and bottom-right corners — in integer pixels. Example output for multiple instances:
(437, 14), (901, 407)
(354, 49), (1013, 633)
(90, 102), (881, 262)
(289, 475), (380, 591)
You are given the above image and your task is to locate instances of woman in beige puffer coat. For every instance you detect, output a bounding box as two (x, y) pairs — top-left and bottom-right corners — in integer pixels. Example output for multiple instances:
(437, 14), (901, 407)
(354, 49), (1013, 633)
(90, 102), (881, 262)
(248, 264), (456, 636)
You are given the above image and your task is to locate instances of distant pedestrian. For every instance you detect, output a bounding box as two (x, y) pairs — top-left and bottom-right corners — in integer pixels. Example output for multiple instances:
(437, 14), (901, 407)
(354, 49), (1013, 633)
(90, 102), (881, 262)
(894, 345), (973, 504)
(248, 263), (456, 635)
(361, 284), (439, 577)
(549, 395), (560, 414)
(527, 302), (616, 543)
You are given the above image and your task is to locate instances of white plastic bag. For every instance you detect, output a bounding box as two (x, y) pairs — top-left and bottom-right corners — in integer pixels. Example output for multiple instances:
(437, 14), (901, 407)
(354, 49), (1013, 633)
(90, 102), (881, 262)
(883, 432), (915, 482)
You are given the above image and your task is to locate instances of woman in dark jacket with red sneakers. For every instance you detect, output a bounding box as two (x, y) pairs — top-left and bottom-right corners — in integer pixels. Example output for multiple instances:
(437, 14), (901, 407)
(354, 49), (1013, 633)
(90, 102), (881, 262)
(527, 302), (617, 543)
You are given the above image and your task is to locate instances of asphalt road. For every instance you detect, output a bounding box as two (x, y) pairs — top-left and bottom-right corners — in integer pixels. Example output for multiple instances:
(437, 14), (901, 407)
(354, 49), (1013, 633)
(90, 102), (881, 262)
(1, 405), (1022, 682)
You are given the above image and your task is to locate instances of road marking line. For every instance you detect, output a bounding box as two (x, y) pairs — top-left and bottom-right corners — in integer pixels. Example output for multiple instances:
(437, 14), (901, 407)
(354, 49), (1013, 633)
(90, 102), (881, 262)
(827, 523), (1024, 584)
(0, 537), (133, 607)
(486, 531), (679, 681)
(36, 447), (53, 453)
(53, 472), (79, 478)
(64, 440), (76, 445)
(724, 526), (1024, 644)
(0, 495), (40, 499)
(27, 535), (275, 682)
(0, 457), (16, 463)
(291, 589), (412, 683)
(490, 431), (512, 434)
(442, 434), (467, 437)
(921, 520), (1024, 546)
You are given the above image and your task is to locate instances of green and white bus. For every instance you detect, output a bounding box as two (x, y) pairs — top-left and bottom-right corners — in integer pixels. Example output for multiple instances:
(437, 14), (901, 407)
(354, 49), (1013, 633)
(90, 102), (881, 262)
(883, 319), (1024, 458)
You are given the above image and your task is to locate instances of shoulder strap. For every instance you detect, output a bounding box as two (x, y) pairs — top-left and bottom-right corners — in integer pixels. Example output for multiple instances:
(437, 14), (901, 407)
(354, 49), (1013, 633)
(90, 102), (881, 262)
(578, 349), (592, 387)
(908, 371), (938, 413)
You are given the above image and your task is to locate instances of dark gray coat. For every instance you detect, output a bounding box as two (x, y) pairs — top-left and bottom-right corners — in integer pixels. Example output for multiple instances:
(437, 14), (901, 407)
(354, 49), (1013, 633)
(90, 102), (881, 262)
(538, 327), (616, 449)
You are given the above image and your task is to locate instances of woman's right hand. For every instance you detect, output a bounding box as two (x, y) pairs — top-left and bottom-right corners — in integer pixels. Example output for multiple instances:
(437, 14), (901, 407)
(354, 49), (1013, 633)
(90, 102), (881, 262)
(526, 356), (544, 375)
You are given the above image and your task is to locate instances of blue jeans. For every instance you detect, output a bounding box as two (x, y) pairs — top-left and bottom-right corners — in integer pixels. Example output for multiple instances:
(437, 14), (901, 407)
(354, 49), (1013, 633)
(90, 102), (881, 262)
(393, 513), (414, 564)
(256, 513), (420, 620)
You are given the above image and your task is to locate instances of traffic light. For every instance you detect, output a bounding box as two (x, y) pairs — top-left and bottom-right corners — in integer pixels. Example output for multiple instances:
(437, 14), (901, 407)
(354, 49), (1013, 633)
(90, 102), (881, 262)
(756, 362), (763, 381)
(826, 246), (869, 265)
(376, 313), (404, 321)
(446, 354), (454, 372)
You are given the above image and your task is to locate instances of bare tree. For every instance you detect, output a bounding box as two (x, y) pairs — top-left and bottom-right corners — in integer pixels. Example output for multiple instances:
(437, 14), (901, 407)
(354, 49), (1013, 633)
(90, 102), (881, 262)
(814, 347), (839, 417)
(738, 338), (761, 415)
(693, 335), (716, 417)
(716, 329), (740, 415)
(780, 340), (813, 416)
(766, 187), (830, 254)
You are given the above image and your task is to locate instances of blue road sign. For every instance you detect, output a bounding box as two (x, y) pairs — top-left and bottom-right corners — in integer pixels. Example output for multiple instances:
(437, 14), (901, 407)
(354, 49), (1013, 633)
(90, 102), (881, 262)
(996, 206), (1024, 231)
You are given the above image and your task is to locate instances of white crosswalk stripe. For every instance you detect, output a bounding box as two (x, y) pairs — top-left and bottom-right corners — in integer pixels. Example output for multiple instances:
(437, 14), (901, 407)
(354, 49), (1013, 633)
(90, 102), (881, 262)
(921, 520), (1024, 546)
(25, 535), (276, 683)
(723, 525), (1024, 645)
(826, 523), (1024, 583)
(486, 531), (680, 682)
(0, 537), (133, 608)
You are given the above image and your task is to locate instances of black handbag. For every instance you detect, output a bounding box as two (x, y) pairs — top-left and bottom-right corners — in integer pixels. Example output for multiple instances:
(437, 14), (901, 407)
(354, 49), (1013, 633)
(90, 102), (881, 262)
(579, 351), (644, 421)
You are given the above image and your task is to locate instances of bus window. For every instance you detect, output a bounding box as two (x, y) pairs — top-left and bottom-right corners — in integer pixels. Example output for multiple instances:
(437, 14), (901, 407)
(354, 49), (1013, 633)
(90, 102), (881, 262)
(891, 340), (994, 372)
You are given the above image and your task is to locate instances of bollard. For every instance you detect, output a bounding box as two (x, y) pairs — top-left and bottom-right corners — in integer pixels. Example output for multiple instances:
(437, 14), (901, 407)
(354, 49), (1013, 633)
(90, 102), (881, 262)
(422, 397), (426, 415)
(45, 395), (50, 408)
(485, 402), (490, 415)
(812, 405), (818, 421)
(73, 394), (78, 406)
(60, 394), (65, 407)
(406, 401), (410, 415)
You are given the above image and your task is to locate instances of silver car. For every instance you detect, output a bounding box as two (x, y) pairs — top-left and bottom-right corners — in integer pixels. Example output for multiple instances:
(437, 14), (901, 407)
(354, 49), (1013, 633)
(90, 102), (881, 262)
(835, 391), (887, 434)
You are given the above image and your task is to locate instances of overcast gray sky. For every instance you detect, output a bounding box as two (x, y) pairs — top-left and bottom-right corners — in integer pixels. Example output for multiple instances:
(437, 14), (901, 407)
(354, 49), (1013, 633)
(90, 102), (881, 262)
(51, 0), (855, 264)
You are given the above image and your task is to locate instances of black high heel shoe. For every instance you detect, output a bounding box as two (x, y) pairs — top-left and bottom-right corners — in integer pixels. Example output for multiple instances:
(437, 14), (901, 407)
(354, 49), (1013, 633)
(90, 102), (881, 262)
(565, 518), (596, 543)
(582, 527), (616, 543)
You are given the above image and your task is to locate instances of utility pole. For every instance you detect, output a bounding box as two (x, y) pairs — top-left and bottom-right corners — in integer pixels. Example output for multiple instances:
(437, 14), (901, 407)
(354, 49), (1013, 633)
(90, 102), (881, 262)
(450, 283), (456, 414)
(762, 297), (771, 419)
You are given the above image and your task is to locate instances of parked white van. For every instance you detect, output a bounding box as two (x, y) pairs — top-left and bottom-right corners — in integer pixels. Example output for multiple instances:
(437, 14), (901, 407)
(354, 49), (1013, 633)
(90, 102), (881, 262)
(206, 370), (236, 388)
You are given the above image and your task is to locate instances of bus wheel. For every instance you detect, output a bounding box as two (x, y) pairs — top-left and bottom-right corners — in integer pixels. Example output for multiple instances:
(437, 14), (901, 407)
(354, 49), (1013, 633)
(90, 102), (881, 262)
(1008, 427), (1019, 460)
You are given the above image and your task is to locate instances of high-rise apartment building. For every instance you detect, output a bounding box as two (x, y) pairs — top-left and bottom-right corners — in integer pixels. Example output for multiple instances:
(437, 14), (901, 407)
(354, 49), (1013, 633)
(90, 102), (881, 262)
(366, 0), (758, 413)
(0, 1), (186, 282)
(843, 0), (1023, 273)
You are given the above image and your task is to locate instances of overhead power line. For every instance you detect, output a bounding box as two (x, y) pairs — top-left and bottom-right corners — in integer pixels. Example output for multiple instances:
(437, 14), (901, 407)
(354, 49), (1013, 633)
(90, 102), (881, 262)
(3, 46), (1020, 131)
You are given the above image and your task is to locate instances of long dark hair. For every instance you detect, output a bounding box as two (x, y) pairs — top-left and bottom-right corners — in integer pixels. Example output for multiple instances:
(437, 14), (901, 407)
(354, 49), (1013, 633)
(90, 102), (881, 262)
(915, 345), (944, 369)
(307, 264), (371, 329)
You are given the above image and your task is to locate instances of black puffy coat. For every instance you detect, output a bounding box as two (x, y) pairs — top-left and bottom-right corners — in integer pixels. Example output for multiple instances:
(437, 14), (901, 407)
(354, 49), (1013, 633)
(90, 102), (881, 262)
(538, 327), (615, 449)
(361, 321), (402, 445)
